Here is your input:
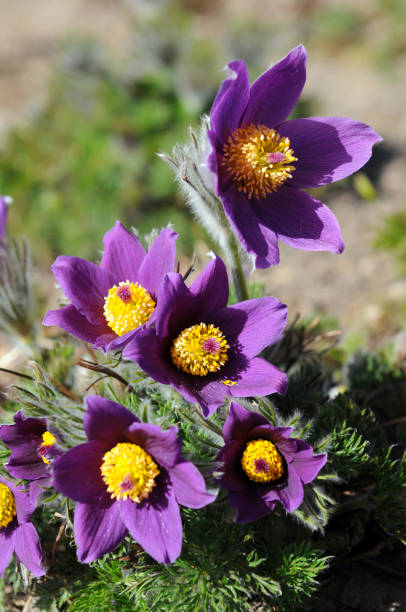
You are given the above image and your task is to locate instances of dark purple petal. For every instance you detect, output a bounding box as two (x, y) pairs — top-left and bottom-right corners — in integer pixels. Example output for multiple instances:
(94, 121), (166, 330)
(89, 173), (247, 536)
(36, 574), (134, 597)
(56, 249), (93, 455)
(256, 188), (345, 255)
(210, 60), (250, 144)
(189, 256), (229, 315)
(167, 375), (231, 418)
(228, 357), (288, 398)
(0, 411), (45, 446)
(119, 478), (182, 564)
(137, 228), (178, 297)
(127, 423), (181, 470)
(222, 402), (268, 443)
(152, 273), (194, 338)
(14, 523), (45, 577)
(0, 196), (8, 238)
(53, 441), (109, 504)
(123, 328), (171, 384)
(216, 440), (247, 491)
(12, 485), (35, 524)
(43, 305), (114, 346)
(7, 453), (49, 481)
(290, 443), (327, 484)
(275, 465), (304, 512)
(84, 396), (138, 445)
(222, 297), (287, 358)
(74, 499), (127, 563)
(101, 221), (146, 281)
(219, 184), (280, 268)
(279, 117), (382, 188)
(228, 489), (274, 523)
(0, 527), (16, 576)
(51, 256), (116, 325)
(169, 460), (215, 508)
(242, 45), (307, 128)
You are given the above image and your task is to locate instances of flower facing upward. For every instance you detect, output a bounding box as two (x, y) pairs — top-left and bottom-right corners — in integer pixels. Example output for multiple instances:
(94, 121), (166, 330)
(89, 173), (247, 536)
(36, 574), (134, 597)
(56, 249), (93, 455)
(52, 396), (215, 564)
(43, 222), (177, 352)
(123, 256), (288, 417)
(0, 476), (45, 577)
(215, 402), (327, 523)
(208, 45), (382, 268)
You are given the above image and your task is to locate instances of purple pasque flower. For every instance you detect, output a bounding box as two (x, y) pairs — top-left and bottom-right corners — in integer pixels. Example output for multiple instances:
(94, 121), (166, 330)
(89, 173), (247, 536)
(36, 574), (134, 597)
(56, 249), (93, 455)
(52, 396), (215, 564)
(215, 402), (327, 523)
(0, 476), (46, 577)
(123, 255), (288, 417)
(208, 45), (382, 268)
(43, 221), (177, 352)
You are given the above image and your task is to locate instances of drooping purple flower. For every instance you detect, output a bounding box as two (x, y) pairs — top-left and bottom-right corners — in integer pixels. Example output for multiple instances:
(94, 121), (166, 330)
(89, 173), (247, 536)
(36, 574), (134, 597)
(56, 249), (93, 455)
(215, 402), (327, 523)
(123, 256), (288, 417)
(43, 222), (177, 352)
(208, 45), (382, 268)
(52, 396), (215, 564)
(0, 476), (46, 577)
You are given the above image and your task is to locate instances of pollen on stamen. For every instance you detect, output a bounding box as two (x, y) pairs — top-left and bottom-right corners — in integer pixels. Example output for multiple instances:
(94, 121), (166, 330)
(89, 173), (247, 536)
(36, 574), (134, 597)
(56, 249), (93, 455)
(104, 281), (156, 336)
(171, 322), (229, 376)
(241, 439), (284, 483)
(0, 482), (16, 529)
(221, 123), (297, 199)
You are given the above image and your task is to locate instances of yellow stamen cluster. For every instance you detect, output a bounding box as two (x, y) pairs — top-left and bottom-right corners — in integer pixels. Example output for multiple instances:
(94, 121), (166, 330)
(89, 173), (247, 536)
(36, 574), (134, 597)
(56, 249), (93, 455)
(171, 323), (229, 376)
(104, 281), (155, 336)
(40, 430), (57, 465)
(222, 123), (297, 199)
(101, 442), (160, 503)
(241, 439), (284, 483)
(0, 482), (16, 529)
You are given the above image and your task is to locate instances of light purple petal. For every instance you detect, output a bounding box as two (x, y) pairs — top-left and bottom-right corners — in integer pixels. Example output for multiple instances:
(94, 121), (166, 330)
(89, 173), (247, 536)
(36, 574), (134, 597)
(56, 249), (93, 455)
(0, 196), (9, 238)
(29, 478), (52, 505)
(120, 479), (182, 564)
(219, 184), (280, 268)
(290, 443), (327, 484)
(256, 188), (345, 254)
(127, 423), (181, 470)
(277, 465), (304, 512)
(210, 60), (250, 144)
(223, 402), (268, 443)
(279, 117), (382, 188)
(84, 396), (138, 445)
(228, 357), (288, 398)
(0, 527), (16, 576)
(14, 523), (45, 577)
(123, 328), (171, 384)
(12, 486), (35, 524)
(189, 256), (229, 315)
(53, 441), (108, 504)
(169, 460), (215, 508)
(51, 256), (116, 325)
(74, 500), (127, 563)
(228, 490), (273, 524)
(242, 45), (307, 128)
(43, 304), (114, 346)
(137, 228), (178, 297)
(101, 221), (146, 281)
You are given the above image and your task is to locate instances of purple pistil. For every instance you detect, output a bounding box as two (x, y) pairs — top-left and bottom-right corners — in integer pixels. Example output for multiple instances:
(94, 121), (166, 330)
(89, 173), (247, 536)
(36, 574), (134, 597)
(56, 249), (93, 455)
(120, 475), (134, 492)
(254, 458), (270, 473)
(267, 152), (286, 164)
(202, 338), (220, 354)
(117, 286), (132, 303)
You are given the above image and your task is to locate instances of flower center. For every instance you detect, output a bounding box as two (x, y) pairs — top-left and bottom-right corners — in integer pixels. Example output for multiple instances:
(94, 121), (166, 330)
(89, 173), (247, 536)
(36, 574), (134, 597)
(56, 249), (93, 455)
(222, 123), (297, 199)
(171, 323), (229, 376)
(101, 442), (160, 503)
(241, 439), (284, 483)
(104, 281), (156, 336)
(38, 430), (57, 465)
(0, 482), (16, 529)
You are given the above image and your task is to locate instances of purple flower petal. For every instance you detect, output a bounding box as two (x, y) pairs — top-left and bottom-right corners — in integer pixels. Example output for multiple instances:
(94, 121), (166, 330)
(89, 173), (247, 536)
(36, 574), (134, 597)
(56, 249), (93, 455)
(13, 485), (35, 524)
(228, 489), (273, 523)
(53, 441), (109, 504)
(84, 396), (138, 445)
(74, 499), (127, 563)
(43, 305), (114, 345)
(242, 46), (307, 128)
(0, 196), (8, 238)
(276, 465), (304, 512)
(169, 460), (215, 508)
(279, 117), (382, 188)
(256, 188), (345, 255)
(210, 60), (250, 145)
(152, 273), (194, 338)
(189, 256), (229, 316)
(123, 328), (171, 384)
(0, 411), (45, 445)
(290, 443), (327, 484)
(137, 228), (178, 297)
(29, 477), (52, 505)
(119, 479), (182, 564)
(0, 527), (16, 576)
(216, 440), (247, 491)
(222, 402), (268, 443)
(51, 256), (116, 325)
(101, 221), (146, 282)
(127, 423), (181, 470)
(14, 523), (45, 577)
(228, 357), (288, 398)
